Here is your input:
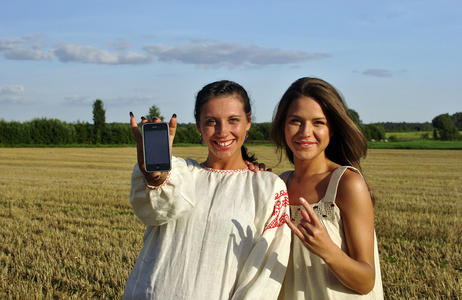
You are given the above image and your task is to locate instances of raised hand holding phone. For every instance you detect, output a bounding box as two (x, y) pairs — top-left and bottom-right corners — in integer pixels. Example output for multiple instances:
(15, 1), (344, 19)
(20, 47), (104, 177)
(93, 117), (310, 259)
(129, 112), (177, 186)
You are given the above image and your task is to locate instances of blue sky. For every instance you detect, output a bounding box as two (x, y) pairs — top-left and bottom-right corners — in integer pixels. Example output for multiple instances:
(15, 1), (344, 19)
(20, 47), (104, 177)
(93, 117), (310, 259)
(1, 0), (461, 125)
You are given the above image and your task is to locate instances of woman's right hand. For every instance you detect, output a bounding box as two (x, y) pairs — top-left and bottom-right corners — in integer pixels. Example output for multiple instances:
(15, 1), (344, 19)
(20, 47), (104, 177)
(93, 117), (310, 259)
(130, 112), (177, 185)
(245, 161), (272, 173)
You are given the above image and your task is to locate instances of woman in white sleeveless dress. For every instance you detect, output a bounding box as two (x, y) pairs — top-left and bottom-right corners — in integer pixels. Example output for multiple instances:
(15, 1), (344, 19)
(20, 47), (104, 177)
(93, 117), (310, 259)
(271, 77), (383, 299)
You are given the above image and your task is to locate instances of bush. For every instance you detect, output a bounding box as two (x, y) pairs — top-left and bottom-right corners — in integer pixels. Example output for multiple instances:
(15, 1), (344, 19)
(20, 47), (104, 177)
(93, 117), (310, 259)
(432, 114), (460, 141)
(363, 124), (386, 141)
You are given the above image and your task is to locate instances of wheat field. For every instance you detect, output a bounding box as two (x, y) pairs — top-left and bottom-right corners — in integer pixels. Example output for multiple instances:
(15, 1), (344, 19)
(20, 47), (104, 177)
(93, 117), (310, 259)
(1, 147), (461, 299)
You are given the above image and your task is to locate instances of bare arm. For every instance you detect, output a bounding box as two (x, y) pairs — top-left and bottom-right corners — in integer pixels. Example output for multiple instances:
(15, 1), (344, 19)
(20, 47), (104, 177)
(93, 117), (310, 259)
(285, 171), (376, 294)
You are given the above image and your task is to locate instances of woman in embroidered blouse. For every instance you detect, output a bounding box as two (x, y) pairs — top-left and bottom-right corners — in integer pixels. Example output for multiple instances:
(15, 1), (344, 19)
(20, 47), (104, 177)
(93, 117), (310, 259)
(271, 77), (383, 299)
(123, 80), (291, 300)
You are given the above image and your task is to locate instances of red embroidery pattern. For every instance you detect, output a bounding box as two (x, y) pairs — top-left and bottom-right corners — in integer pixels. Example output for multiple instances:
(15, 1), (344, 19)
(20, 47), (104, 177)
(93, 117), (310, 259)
(200, 164), (249, 174)
(264, 189), (290, 231)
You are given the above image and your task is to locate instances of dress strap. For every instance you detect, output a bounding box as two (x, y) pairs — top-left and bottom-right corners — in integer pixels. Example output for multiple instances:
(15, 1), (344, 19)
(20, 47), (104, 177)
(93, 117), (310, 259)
(323, 166), (361, 204)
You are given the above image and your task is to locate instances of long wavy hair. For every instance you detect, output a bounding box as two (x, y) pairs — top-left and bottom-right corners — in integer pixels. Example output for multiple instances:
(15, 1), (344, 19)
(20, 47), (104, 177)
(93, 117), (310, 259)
(271, 77), (374, 202)
(194, 80), (256, 163)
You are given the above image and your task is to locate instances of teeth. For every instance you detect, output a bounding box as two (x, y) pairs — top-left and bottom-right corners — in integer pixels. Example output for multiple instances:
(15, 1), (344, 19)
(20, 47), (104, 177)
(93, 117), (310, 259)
(217, 140), (233, 146)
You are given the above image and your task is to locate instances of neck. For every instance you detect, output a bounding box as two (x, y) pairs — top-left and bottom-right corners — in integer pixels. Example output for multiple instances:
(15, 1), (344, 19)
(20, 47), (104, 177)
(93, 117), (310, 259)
(292, 155), (332, 179)
(203, 157), (247, 170)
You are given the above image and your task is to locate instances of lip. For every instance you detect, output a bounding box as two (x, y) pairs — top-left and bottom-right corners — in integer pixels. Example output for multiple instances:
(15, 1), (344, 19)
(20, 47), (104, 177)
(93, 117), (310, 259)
(214, 139), (235, 149)
(295, 140), (316, 149)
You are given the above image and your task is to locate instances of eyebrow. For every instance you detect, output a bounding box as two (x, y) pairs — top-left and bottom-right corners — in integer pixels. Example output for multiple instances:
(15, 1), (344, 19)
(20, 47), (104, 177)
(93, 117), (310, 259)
(203, 114), (243, 119)
(287, 114), (326, 120)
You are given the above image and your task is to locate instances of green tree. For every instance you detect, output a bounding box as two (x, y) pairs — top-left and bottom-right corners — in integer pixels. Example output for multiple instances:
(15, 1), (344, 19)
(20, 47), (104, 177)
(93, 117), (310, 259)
(92, 99), (106, 144)
(348, 109), (362, 127)
(363, 124), (386, 141)
(146, 105), (164, 122)
(25, 118), (76, 145)
(248, 126), (265, 141)
(74, 121), (92, 144)
(432, 114), (460, 140)
(0, 119), (32, 145)
(173, 123), (200, 144)
(452, 112), (462, 130)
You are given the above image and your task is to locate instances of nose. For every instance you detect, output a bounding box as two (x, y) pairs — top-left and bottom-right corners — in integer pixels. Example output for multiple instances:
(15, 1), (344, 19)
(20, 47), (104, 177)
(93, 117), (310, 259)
(215, 123), (229, 138)
(299, 122), (312, 138)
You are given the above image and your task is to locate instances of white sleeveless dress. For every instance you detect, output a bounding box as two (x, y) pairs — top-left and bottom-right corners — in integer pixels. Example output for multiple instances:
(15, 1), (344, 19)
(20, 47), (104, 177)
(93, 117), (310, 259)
(278, 166), (384, 299)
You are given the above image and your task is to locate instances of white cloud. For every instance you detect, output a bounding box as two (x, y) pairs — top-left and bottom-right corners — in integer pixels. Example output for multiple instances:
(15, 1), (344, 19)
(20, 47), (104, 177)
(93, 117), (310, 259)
(109, 95), (157, 106)
(107, 37), (133, 50)
(0, 85), (27, 105)
(0, 37), (54, 61)
(4, 47), (54, 61)
(0, 85), (25, 94)
(143, 39), (330, 68)
(0, 38), (22, 50)
(362, 69), (393, 77)
(1, 35), (330, 68)
(54, 43), (154, 65)
(0, 96), (28, 105)
(0, 36), (153, 65)
(62, 95), (94, 106)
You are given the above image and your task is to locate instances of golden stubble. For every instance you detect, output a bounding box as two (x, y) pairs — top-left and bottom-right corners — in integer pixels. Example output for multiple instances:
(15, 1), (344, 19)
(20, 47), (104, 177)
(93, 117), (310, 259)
(0, 147), (461, 298)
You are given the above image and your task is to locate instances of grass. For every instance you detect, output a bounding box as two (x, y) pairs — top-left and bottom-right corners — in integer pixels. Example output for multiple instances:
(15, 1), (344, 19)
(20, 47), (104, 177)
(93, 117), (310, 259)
(1, 147), (461, 299)
(368, 140), (462, 150)
(385, 131), (433, 141)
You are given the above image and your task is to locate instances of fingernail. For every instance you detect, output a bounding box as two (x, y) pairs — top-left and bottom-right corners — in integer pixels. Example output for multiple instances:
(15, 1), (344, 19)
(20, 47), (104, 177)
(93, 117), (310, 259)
(141, 116), (146, 120)
(172, 113), (177, 118)
(129, 111), (134, 117)
(153, 116), (159, 121)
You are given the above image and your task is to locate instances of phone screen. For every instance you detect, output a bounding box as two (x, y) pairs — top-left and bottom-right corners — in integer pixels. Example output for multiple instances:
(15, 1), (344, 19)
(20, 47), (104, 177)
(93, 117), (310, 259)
(143, 123), (171, 172)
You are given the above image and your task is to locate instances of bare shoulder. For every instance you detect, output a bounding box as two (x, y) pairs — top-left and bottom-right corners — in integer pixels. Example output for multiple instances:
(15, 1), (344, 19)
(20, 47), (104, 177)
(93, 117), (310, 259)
(339, 168), (367, 191)
(336, 168), (372, 212)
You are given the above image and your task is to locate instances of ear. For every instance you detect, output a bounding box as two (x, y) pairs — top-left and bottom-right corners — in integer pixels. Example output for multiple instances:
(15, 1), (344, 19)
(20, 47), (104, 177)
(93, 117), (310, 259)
(246, 113), (252, 131)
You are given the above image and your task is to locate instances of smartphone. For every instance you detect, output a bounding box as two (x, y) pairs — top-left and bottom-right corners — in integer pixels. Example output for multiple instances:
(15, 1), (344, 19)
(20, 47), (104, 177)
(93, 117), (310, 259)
(142, 122), (171, 172)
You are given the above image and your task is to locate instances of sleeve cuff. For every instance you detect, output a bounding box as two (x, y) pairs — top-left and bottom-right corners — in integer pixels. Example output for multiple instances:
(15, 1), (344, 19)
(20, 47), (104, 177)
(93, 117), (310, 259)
(144, 171), (172, 190)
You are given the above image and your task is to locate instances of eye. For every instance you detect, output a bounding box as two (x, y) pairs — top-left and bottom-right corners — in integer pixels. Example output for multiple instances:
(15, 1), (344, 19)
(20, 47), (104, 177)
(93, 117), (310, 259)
(288, 117), (301, 125)
(206, 119), (216, 126)
(314, 119), (327, 126)
(229, 117), (240, 123)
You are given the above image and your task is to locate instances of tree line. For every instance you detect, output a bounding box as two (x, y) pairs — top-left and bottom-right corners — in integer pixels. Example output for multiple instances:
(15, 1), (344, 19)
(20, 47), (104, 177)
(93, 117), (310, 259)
(0, 100), (460, 146)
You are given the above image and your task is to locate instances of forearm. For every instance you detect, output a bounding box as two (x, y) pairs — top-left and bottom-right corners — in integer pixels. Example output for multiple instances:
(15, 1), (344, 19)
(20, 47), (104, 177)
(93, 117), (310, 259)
(322, 246), (375, 295)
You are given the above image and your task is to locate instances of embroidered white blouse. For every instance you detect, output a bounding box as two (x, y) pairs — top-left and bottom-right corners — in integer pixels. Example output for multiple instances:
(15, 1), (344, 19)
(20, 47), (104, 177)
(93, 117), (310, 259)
(123, 156), (291, 300)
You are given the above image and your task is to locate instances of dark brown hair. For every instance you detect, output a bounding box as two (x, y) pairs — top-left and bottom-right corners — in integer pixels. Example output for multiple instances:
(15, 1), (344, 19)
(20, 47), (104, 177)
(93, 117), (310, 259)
(271, 77), (374, 202)
(194, 80), (256, 163)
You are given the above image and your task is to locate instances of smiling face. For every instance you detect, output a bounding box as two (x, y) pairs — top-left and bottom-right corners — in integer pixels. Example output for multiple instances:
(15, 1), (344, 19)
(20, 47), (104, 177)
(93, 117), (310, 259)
(284, 96), (332, 164)
(196, 95), (251, 169)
